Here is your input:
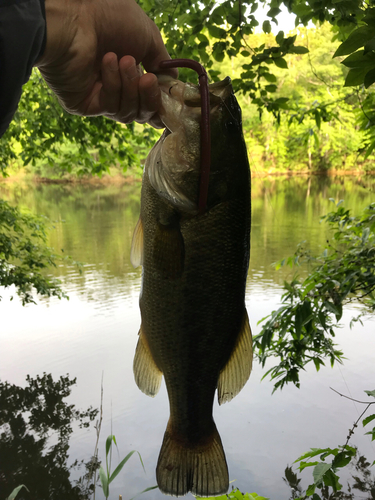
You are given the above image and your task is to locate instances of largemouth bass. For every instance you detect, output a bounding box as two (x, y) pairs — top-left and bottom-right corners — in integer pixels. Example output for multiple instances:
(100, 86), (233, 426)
(131, 76), (252, 497)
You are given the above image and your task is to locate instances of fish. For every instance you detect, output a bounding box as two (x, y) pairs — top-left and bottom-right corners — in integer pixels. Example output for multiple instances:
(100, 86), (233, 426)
(130, 75), (252, 498)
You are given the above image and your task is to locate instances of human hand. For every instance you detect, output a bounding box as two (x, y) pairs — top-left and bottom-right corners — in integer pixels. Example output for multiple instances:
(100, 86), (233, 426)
(36, 0), (177, 128)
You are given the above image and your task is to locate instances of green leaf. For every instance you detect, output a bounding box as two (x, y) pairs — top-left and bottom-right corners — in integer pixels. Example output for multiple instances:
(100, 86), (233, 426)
(333, 26), (374, 57)
(306, 483), (316, 496)
(273, 57), (288, 69)
(341, 50), (375, 69)
(298, 460), (320, 471)
(344, 67), (369, 87)
(207, 25), (226, 39)
(323, 469), (342, 492)
(276, 31), (284, 45)
(364, 139), (375, 159)
(295, 448), (333, 463)
(263, 72), (277, 82)
(99, 465), (109, 498)
(276, 97), (289, 104)
(109, 450), (138, 484)
(313, 462), (332, 485)
(290, 46), (309, 54)
(364, 37), (375, 52)
(265, 84), (277, 92)
(332, 451), (353, 468)
(6, 485), (30, 500)
(263, 20), (271, 34)
(106, 434), (116, 457)
(365, 390), (375, 398)
(129, 485), (159, 500)
(364, 68), (375, 88)
(267, 7), (281, 18)
(364, 429), (375, 441)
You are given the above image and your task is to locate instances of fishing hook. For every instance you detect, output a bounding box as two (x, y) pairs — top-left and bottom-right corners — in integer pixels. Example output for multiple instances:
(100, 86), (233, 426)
(159, 59), (211, 215)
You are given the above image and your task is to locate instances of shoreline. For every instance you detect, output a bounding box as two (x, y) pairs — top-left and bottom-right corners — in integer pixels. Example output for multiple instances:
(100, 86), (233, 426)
(0, 168), (374, 186)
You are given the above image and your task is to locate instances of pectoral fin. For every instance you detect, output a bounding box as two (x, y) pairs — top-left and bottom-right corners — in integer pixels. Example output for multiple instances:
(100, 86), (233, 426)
(218, 309), (253, 405)
(133, 326), (162, 397)
(130, 217), (144, 268)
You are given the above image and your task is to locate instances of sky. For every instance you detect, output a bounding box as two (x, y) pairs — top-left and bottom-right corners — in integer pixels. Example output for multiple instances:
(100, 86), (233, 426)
(253, 3), (298, 34)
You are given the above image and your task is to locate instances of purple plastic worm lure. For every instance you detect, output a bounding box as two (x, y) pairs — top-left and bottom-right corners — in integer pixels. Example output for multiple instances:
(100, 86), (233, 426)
(159, 59), (211, 214)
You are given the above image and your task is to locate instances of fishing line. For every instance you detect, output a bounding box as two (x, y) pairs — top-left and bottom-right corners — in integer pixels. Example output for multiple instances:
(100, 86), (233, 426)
(159, 59), (210, 214)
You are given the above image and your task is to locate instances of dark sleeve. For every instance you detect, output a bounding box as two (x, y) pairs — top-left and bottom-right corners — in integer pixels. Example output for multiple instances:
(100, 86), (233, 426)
(0, 0), (46, 138)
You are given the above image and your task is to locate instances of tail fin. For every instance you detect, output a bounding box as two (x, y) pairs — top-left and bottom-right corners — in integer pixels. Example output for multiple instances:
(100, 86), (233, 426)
(156, 420), (229, 497)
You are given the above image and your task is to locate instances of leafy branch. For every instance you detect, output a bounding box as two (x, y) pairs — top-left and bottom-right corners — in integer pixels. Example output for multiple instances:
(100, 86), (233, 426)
(0, 200), (76, 304)
(293, 388), (375, 499)
(255, 201), (375, 391)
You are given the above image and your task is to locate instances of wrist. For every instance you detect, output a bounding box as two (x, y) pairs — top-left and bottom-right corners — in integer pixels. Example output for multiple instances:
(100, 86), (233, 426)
(35, 0), (78, 68)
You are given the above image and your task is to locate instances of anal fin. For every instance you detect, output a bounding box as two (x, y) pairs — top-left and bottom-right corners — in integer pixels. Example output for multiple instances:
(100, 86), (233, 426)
(133, 325), (162, 397)
(218, 308), (253, 405)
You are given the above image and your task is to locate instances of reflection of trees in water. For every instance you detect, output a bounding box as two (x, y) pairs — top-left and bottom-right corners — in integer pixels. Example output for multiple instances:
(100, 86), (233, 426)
(0, 373), (98, 500)
(284, 454), (375, 499)
(1, 176), (375, 302)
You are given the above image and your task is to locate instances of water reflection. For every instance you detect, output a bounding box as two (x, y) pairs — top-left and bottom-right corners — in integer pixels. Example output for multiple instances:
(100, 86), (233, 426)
(1, 370), (374, 500)
(0, 175), (374, 499)
(1, 175), (374, 305)
(0, 373), (98, 500)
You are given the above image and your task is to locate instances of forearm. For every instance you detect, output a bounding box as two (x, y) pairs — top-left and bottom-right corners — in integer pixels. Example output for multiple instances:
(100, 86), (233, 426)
(36, 0), (80, 69)
(0, 0), (46, 137)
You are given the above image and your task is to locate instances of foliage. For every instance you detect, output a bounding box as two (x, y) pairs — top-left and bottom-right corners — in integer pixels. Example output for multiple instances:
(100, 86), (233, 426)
(98, 434), (157, 500)
(239, 25), (368, 173)
(284, 453), (375, 499)
(255, 201), (375, 391)
(0, 71), (158, 178)
(0, 373), (98, 500)
(291, 389), (375, 499)
(2, 0), (375, 176)
(2, 0), (375, 303)
(195, 488), (268, 500)
(0, 199), (73, 304)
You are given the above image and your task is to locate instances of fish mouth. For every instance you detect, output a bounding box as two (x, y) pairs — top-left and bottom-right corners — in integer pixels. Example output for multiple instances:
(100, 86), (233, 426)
(157, 75), (233, 132)
(157, 75), (232, 107)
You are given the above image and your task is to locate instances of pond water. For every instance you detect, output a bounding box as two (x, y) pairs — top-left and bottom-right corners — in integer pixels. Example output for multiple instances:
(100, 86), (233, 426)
(1, 174), (375, 500)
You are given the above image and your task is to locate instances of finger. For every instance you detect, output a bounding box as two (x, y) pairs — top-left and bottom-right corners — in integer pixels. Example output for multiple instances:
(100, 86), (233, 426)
(137, 73), (163, 127)
(118, 56), (142, 123)
(99, 52), (121, 115)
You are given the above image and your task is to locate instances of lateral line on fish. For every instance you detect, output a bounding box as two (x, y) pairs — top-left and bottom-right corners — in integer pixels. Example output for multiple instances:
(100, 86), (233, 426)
(159, 59), (211, 214)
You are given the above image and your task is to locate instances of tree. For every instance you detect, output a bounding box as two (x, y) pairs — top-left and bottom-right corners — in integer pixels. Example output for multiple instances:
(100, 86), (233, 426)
(2, 0), (375, 301)
(0, 200), (69, 304)
(255, 201), (375, 391)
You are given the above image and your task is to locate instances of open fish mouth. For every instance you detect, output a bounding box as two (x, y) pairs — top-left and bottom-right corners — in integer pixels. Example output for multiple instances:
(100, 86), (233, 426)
(158, 75), (232, 103)
(157, 75), (233, 135)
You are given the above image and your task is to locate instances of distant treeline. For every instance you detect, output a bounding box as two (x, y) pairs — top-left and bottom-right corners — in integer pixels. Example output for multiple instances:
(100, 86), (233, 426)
(3, 23), (374, 181)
